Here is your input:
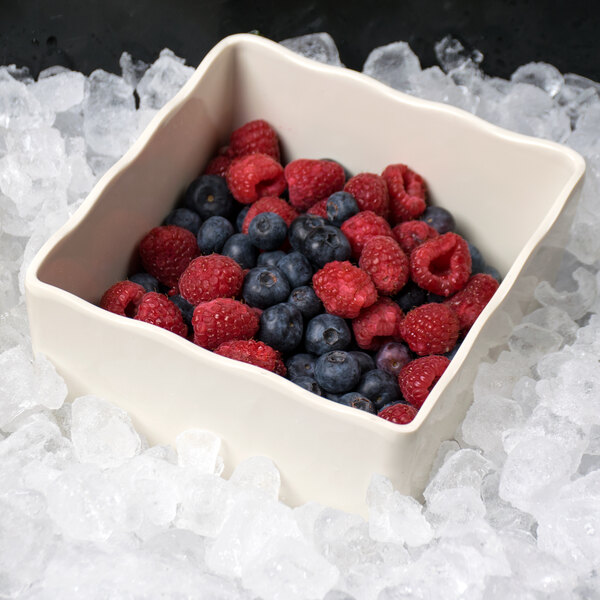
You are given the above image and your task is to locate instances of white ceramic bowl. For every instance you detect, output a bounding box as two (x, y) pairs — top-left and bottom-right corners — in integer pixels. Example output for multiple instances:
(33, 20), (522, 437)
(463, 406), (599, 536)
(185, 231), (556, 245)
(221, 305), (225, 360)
(25, 34), (585, 516)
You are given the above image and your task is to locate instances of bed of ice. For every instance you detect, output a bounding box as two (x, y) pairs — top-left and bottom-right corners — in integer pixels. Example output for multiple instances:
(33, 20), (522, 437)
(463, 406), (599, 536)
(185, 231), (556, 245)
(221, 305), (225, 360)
(1, 32), (600, 598)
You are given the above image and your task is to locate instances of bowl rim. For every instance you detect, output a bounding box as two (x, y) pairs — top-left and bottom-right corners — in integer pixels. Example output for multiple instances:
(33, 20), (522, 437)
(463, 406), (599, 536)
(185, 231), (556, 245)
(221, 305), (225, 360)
(25, 33), (586, 435)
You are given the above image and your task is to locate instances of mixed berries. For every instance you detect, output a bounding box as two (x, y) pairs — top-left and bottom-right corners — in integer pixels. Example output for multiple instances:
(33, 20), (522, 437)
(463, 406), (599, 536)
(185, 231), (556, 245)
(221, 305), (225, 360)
(99, 119), (501, 425)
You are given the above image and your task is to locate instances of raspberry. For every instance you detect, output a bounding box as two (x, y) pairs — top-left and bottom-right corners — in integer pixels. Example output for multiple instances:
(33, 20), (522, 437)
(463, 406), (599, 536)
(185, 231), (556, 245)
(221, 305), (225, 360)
(393, 220), (439, 254)
(340, 211), (394, 259)
(359, 236), (409, 295)
(241, 196), (299, 234)
(229, 119), (280, 162)
(410, 232), (471, 297)
(352, 298), (404, 350)
(179, 255), (243, 305)
(399, 303), (460, 356)
(312, 261), (377, 319)
(382, 164), (427, 223)
(378, 403), (418, 424)
(306, 198), (329, 219)
(344, 173), (389, 217)
(203, 154), (231, 177)
(139, 225), (198, 288)
(215, 339), (286, 376)
(398, 355), (450, 409)
(444, 273), (499, 332)
(192, 298), (259, 350)
(100, 280), (145, 317)
(134, 292), (188, 337)
(284, 159), (345, 212)
(226, 153), (286, 204)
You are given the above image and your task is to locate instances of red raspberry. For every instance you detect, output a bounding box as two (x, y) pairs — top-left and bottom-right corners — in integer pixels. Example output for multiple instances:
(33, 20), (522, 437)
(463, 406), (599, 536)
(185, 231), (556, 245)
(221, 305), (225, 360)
(400, 303), (460, 356)
(215, 339), (286, 376)
(382, 164), (427, 223)
(359, 236), (409, 296)
(410, 232), (471, 297)
(139, 225), (198, 288)
(444, 273), (499, 332)
(204, 154), (231, 177)
(192, 298), (259, 350)
(100, 280), (145, 317)
(229, 119), (280, 162)
(284, 159), (345, 212)
(179, 255), (243, 305)
(393, 220), (439, 254)
(398, 355), (450, 409)
(352, 298), (404, 350)
(226, 153), (286, 204)
(340, 211), (394, 259)
(344, 173), (389, 217)
(134, 292), (188, 337)
(241, 196), (299, 234)
(312, 261), (378, 319)
(378, 403), (418, 424)
(306, 198), (329, 219)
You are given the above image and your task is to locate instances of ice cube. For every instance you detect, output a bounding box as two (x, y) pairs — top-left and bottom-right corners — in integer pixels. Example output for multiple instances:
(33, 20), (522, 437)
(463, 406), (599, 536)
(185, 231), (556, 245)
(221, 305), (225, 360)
(0, 69), (53, 130)
(521, 306), (578, 343)
(30, 71), (86, 113)
(510, 62), (564, 97)
(176, 428), (222, 474)
(280, 33), (344, 67)
(362, 42), (421, 93)
(507, 323), (563, 365)
(119, 51), (149, 88)
(534, 266), (596, 319)
(434, 35), (483, 74)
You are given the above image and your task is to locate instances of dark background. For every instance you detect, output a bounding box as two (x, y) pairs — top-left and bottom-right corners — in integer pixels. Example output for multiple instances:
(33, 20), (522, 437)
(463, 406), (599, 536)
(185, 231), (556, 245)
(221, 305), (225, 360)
(1, 0), (598, 81)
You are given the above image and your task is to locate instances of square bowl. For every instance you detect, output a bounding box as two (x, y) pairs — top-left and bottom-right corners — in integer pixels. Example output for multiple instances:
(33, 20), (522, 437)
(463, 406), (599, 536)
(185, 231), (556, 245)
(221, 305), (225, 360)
(25, 34), (585, 516)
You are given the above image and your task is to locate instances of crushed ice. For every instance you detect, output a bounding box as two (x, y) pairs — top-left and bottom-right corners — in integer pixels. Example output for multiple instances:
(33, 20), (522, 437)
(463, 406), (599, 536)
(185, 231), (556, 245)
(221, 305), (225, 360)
(1, 32), (600, 597)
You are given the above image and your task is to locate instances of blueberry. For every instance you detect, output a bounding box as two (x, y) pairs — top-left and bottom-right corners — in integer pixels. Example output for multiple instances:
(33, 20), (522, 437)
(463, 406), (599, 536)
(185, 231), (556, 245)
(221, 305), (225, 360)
(314, 351), (361, 393)
(468, 242), (485, 274)
(445, 340), (462, 361)
(163, 207), (202, 234)
(375, 342), (412, 378)
(324, 391), (344, 403)
(197, 216), (234, 254)
(419, 206), (455, 234)
(222, 233), (258, 269)
(248, 212), (288, 250)
(339, 392), (376, 414)
(258, 250), (287, 267)
(129, 272), (160, 293)
(357, 369), (401, 411)
(348, 351), (375, 375)
(302, 225), (351, 268)
(326, 191), (359, 227)
(258, 302), (303, 355)
(289, 214), (327, 252)
(286, 353), (316, 379)
(236, 205), (250, 232)
(305, 314), (351, 355)
(426, 291), (445, 304)
(242, 266), (291, 309)
(183, 175), (233, 220)
(170, 294), (194, 331)
(483, 265), (502, 283)
(393, 281), (429, 312)
(292, 375), (322, 396)
(287, 286), (323, 320)
(277, 252), (313, 288)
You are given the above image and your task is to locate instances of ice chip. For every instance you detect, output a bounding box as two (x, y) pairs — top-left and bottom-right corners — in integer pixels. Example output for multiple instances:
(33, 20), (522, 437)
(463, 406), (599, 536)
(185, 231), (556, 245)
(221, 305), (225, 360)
(176, 428), (222, 474)
(362, 41), (421, 92)
(31, 70), (86, 113)
(507, 322), (563, 364)
(510, 62), (564, 97)
(534, 266), (596, 319)
(434, 35), (483, 73)
(522, 305), (578, 343)
(119, 51), (150, 88)
(280, 33), (343, 67)
(229, 456), (281, 500)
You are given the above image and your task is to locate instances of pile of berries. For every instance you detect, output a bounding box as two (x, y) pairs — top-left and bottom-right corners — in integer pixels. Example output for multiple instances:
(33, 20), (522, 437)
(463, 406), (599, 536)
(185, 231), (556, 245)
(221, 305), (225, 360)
(99, 119), (501, 425)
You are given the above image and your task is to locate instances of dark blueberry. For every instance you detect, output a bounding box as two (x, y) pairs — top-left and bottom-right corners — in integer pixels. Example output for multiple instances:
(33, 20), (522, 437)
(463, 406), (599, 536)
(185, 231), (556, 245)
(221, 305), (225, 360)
(325, 391), (344, 403)
(236, 205), (250, 232)
(393, 281), (429, 312)
(305, 314), (351, 355)
(445, 340), (462, 361)
(302, 225), (351, 269)
(288, 215), (327, 252)
(292, 376), (322, 396)
(426, 291), (446, 304)
(339, 392), (376, 414)
(314, 351), (361, 394)
(248, 212), (288, 251)
(286, 353), (316, 379)
(319, 158), (352, 181)
(170, 295), (194, 330)
(277, 252), (313, 288)
(222, 233), (258, 269)
(287, 286), (323, 320)
(419, 206), (455, 234)
(326, 191), (359, 227)
(258, 250), (287, 268)
(163, 207), (202, 234)
(129, 272), (160, 293)
(197, 216), (234, 255)
(468, 242), (486, 274)
(484, 265), (502, 283)
(183, 175), (233, 220)
(258, 302), (303, 355)
(375, 342), (412, 378)
(357, 370), (401, 411)
(242, 266), (291, 309)
(348, 351), (376, 375)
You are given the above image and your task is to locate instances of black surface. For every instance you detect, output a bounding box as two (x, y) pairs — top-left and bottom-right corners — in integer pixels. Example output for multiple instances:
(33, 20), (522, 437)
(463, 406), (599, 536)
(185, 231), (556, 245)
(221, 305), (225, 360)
(1, 0), (599, 82)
